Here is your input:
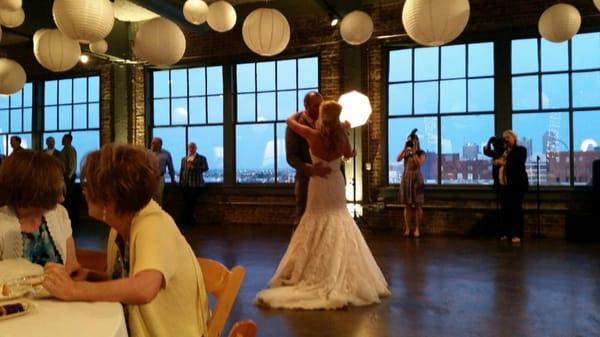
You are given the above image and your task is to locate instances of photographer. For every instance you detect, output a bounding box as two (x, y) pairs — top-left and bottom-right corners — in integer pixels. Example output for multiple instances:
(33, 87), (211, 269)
(396, 129), (426, 238)
(493, 130), (528, 243)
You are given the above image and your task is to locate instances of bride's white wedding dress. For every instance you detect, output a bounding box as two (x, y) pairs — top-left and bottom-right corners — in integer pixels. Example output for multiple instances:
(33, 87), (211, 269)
(256, 153), (390, 310)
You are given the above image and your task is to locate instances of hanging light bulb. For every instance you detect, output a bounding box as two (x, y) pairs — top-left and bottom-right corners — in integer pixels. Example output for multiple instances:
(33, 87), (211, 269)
(80, 54), (89, 63)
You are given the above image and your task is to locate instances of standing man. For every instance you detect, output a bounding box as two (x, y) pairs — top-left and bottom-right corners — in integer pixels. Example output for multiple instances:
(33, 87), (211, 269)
(150, 137), (176, 206)
(179, 142), (208, 225)
(44, 136), (61, 158)
(60, 133), (78, 221)
(285, 91), (331, 227)
(9, 136), (23, 154)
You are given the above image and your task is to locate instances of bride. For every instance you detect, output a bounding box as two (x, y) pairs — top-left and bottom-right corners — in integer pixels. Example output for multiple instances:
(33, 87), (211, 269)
(255, 100), (390, 310)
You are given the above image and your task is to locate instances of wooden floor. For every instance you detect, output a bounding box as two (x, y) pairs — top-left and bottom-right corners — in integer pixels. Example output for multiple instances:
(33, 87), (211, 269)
(74, 221), (600, 337)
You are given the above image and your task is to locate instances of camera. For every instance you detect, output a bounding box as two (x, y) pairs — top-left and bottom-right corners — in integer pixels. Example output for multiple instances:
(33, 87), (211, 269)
(484, 136), (505, 159)
(405, 128), (418, 150)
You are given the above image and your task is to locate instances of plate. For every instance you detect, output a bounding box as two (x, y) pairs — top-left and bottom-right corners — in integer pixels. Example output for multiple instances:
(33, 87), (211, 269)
(0, 300), (33, 321)
(0, 275), (46, 301)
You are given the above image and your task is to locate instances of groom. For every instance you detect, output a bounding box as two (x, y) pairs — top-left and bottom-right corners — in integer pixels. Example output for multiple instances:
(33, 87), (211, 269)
(286, 91), (331, 227)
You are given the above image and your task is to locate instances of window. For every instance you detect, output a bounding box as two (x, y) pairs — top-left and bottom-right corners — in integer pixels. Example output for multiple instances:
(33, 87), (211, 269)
(151, 66), (224, 183)
(0, 83), (32, 155)
(235, 56), (318, 183)
(511, 32), (600, 186)
(43, 76), (100, 177)
(387, 43), (495, 184)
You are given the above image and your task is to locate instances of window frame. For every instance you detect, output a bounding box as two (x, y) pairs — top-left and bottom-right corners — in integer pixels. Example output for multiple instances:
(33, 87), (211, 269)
(386, 42), (496, 185)
(233, 55), (320, 185)
(149, 64), (226, 184)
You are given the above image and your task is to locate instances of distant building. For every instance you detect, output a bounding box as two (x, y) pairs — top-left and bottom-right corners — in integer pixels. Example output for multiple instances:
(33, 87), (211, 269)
(462, 143), (479, 161)
(520, 137), (533, 160)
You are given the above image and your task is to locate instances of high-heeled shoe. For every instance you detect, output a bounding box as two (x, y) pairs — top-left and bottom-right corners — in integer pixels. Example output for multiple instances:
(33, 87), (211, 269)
(413, 230), (420, 238)
(403, 229), (410, 237)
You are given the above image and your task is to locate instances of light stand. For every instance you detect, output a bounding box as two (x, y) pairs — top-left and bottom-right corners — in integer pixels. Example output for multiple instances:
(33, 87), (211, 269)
(351, 128), (367, 228)
(338, 91), (372, 229)
(532, 155), (544, 238)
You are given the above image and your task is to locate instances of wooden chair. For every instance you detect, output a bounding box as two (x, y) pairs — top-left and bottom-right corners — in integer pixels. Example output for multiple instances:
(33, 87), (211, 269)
(75, 248), (107, 272)
(227, 320), (257, 337)
(197, 258), (246, 337)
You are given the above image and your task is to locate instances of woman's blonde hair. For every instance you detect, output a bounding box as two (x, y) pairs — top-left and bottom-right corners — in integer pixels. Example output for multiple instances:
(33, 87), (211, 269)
(0, 150), (64, 210)
(316, 100), (345, 153)
(502, 129), (518, 144)
(81, 144), (158, 214)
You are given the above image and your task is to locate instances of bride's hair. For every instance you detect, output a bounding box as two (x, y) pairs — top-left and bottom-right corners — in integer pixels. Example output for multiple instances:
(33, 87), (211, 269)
(316, 100), (345, 153)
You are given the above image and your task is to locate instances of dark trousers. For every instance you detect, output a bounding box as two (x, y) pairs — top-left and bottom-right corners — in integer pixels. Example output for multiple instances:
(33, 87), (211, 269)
(294, 177), (309, 227)
(500, 186), (525, 238)
(181, 186), (200, 225)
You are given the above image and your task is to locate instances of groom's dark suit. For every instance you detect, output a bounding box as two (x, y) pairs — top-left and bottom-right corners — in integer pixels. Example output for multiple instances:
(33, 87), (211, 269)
(286, 113), (314, 225)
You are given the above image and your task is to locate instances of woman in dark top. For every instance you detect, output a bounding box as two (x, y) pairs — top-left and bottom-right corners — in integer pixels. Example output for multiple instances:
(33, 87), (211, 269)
(494, 130), (529, 243)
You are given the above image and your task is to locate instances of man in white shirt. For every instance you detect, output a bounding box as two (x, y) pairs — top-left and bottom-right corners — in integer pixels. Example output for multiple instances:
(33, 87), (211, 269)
(150, 137), (176, 206)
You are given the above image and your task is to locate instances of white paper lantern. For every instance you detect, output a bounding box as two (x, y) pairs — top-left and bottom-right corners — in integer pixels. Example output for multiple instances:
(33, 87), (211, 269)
(0, 0), (20, 11)
(52, 0), (114, 44)
(338, 91), (372, 128)
(242, 8), (290, 57)
(538, 4), (581, 43)
(0, 58), (26, 95)
(402, 0), (470, 46)
(340, 10), (373, 45)
(183, 0), (208, 25)
(595, 0), (600, 12)
(113, 0), (159, 22)
(89, 39), (108, 54)
(34, 29), (81, 72)
(134, 18), (186, 67)
(0, 7), (24, 28)
(207, 0), (236, 33)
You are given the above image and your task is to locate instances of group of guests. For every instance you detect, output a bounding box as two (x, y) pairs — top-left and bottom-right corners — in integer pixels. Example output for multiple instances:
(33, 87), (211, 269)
(396, 129), (528, 242)
(149, 138), (209, 225)
(0, 145), (209, 337)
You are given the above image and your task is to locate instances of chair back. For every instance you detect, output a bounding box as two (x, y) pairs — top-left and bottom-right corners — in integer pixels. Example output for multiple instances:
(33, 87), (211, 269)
(227, 320), (257, 337)
(75, 248), (107, 272)
(197, 257), (245, 337)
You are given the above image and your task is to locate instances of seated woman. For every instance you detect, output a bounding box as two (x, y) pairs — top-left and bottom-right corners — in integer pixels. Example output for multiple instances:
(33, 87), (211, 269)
(0, 150), (80, 274)
(42, 144), (208, 337)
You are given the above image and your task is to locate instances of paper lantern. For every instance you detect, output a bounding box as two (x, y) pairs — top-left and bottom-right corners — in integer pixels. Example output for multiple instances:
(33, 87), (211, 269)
(538, 4), (581, 43)
(338, 91), (372, 128)
(113, 0), (159, 22)
(402, 0), (470, 46)
(207, 0), (236, 32)
(242, 8), (290, 56)
(89, 40), (108, 54)
(134, 18), (186, 67)
(340, 10), (374, 45)
(0, 58), (26, 95)
(0, 0), (20, 11)
(183, 0), (208, 25)
(595, 0), (600, 12)
(34, 29), (81, 72)
(0, 7), (24, 28)
(52, 0), (114, 44)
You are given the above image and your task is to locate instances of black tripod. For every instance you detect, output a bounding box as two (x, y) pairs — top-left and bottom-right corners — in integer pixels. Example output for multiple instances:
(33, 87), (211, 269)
(532, 155), (544, 238)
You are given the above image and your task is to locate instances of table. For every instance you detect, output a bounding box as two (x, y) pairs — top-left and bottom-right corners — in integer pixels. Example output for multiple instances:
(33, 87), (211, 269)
(0, 299), (128, 337)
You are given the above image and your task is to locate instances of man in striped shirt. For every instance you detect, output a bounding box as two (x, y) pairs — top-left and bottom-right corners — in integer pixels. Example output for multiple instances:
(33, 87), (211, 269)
(179, 142), (208, 225)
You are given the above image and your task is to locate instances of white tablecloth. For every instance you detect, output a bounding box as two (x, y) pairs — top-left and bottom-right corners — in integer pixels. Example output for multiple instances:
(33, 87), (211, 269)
(0, 299), (128, 337)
